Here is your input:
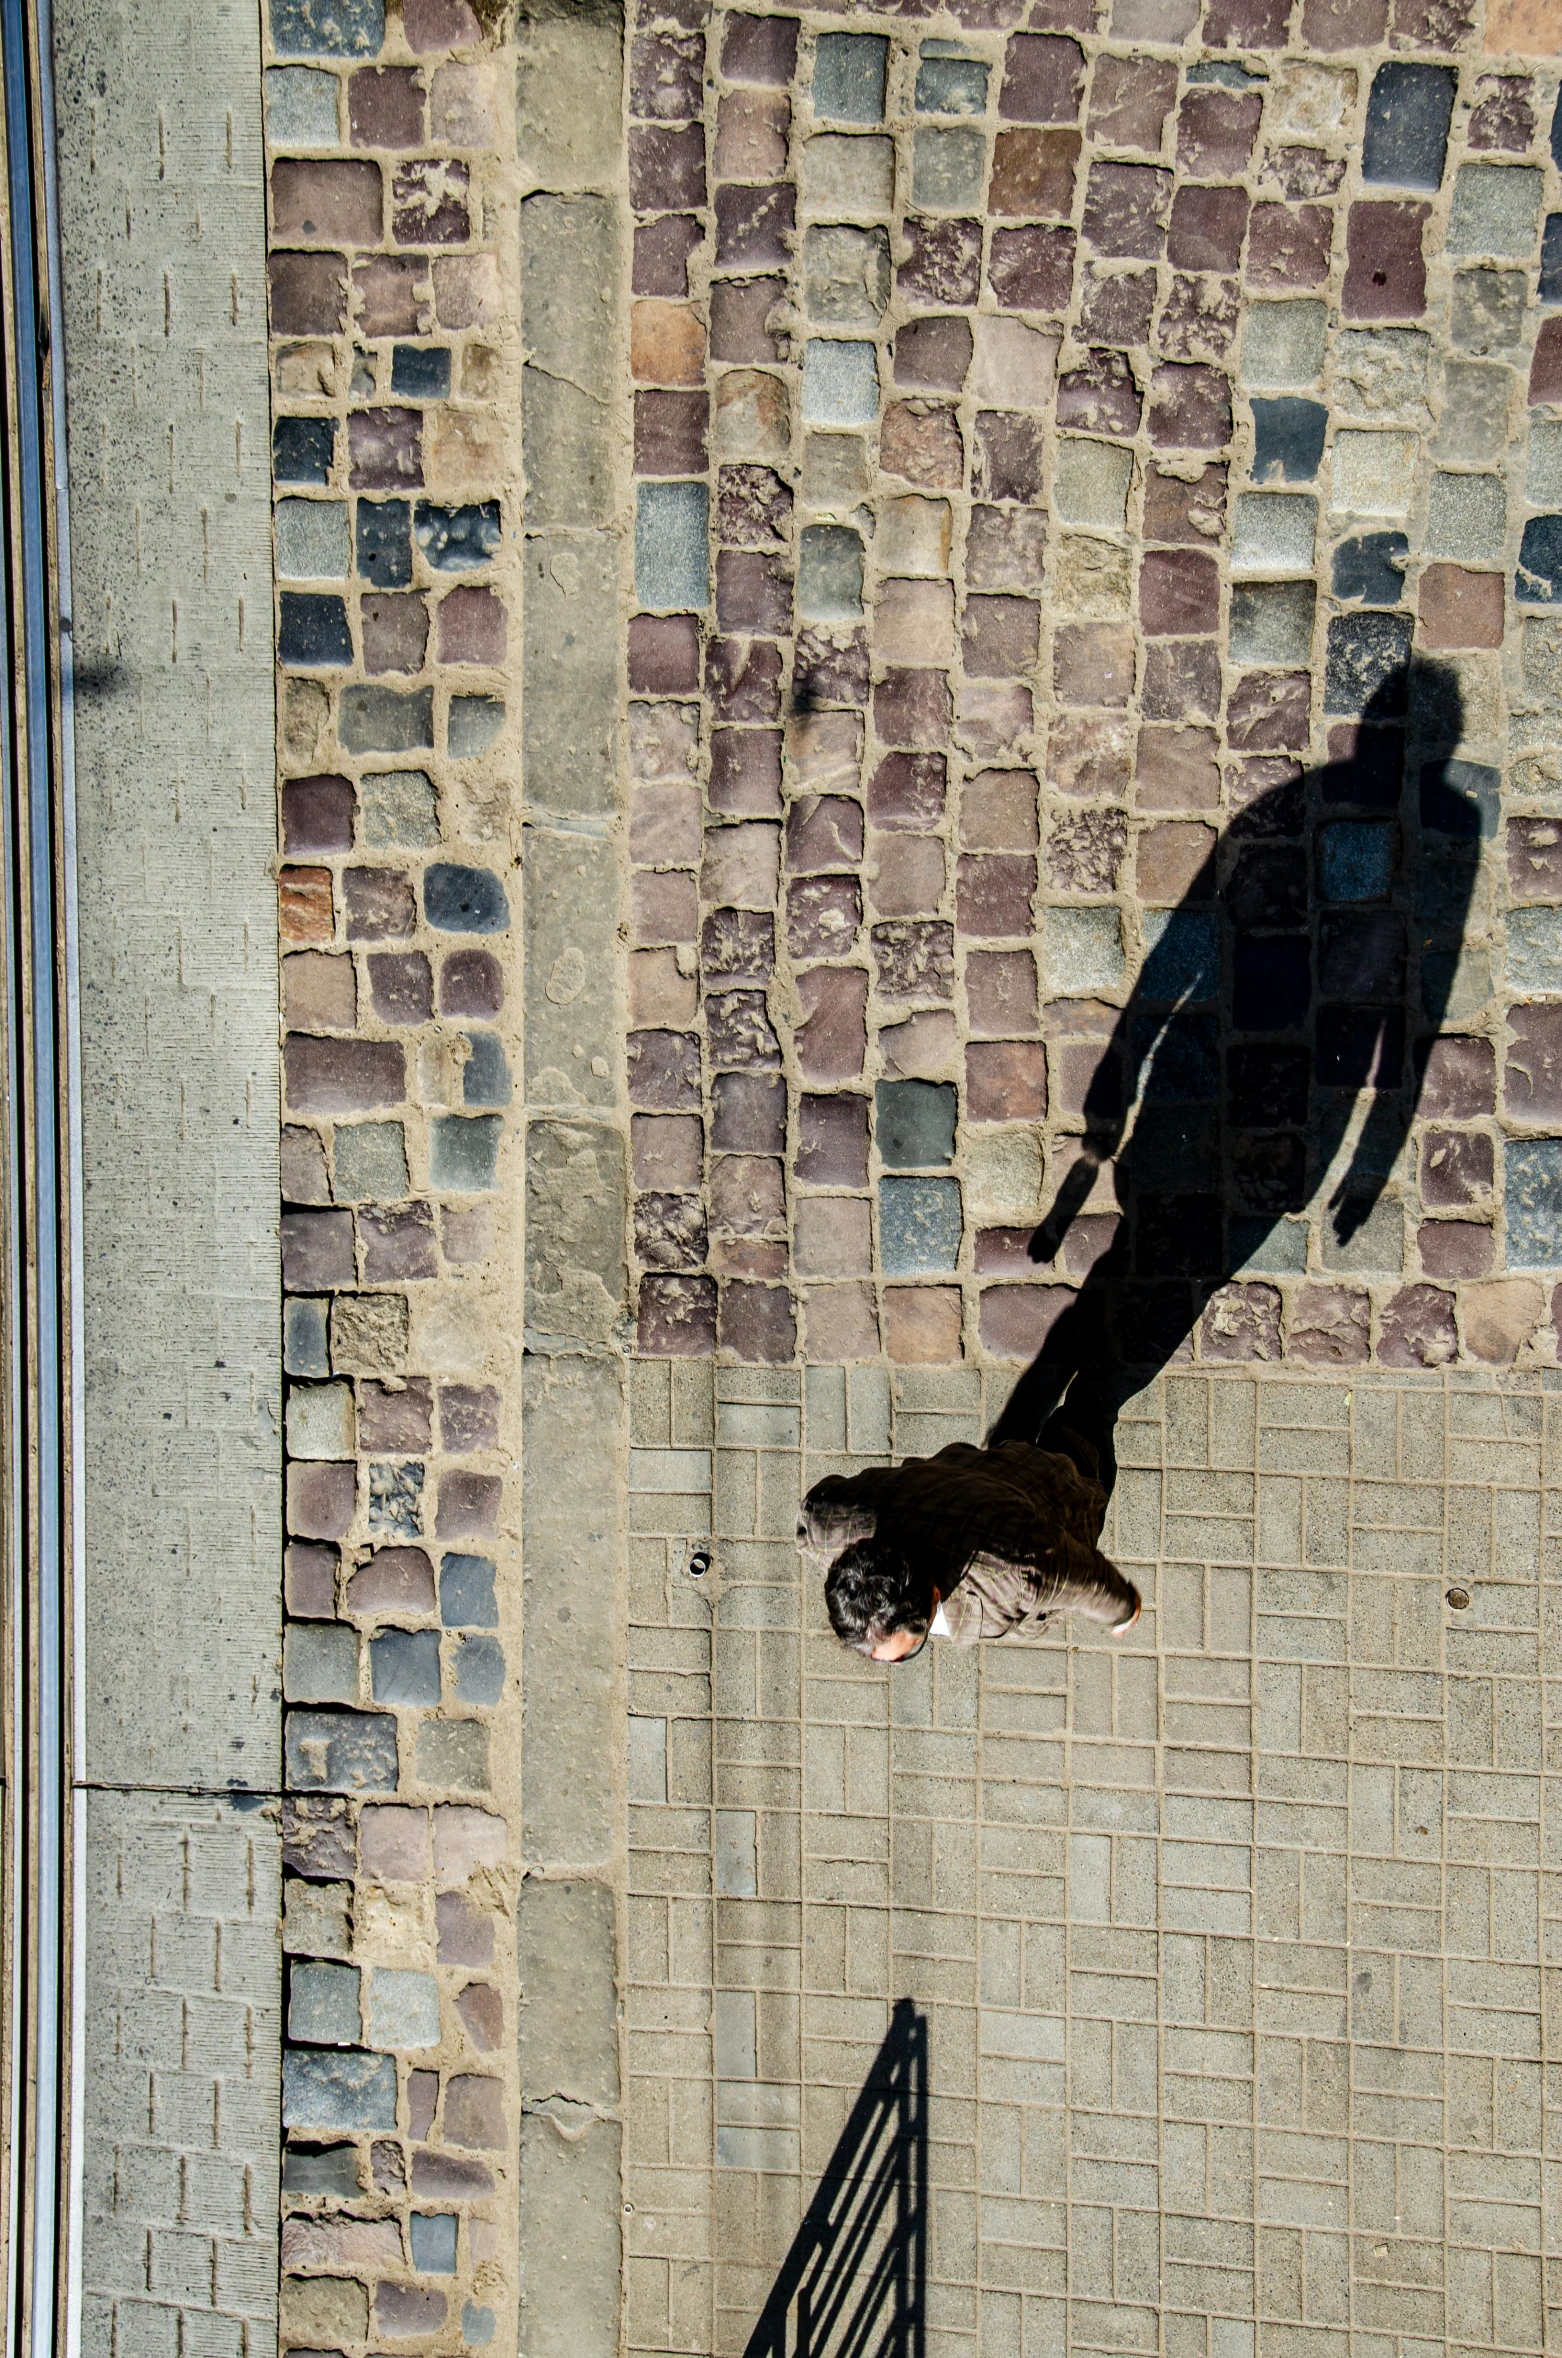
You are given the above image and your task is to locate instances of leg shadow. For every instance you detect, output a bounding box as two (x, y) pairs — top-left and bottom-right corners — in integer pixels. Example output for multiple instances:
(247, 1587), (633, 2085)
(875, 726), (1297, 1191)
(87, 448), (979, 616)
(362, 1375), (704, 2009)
(990, 658), (1484, 1492)
(743, 1996), (928, 2358)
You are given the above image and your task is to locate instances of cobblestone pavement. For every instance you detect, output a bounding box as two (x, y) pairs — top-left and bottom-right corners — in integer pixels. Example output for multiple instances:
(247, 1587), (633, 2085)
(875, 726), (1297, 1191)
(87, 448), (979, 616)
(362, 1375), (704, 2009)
(251, 0), (1562, 2350)
(265, 2), (526, 2349)
(622, 3), (1562, 1376)
(629, 1360), (1562, 2356)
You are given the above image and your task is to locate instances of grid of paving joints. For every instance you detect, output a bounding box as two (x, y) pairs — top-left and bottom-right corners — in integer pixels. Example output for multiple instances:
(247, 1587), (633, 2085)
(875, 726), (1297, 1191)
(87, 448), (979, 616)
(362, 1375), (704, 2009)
(626, 1358), (1562, 2358)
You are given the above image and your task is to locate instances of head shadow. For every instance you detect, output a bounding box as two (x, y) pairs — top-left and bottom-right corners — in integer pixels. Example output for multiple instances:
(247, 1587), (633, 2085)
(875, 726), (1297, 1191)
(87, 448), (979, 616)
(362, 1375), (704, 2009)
(993, 658), (1486, 1461)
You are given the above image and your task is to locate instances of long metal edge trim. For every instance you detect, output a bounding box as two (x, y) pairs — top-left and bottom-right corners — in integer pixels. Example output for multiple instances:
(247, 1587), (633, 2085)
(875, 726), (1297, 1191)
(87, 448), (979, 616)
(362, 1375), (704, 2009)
(1, 83), (23, 2357)
(0, 0), (77, 2345)
(36, 0), (84, 2330)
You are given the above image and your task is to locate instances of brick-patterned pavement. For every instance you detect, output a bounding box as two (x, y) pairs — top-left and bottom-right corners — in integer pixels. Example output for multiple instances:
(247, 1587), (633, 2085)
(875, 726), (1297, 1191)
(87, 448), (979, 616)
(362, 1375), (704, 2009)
(628, 1360), (1562, 2357)
(83, 1800), (283, 2357)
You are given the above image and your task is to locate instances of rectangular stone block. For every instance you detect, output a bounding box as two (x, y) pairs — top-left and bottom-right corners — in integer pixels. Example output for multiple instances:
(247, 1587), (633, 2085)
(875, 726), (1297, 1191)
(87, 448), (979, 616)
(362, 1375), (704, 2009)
(523, 538), (620, 817)
(525, 829), (622, 1099)
(517, 1), (623, 191)
(519, 2116), (623, 2358)
(524, 1353), (626, 1868)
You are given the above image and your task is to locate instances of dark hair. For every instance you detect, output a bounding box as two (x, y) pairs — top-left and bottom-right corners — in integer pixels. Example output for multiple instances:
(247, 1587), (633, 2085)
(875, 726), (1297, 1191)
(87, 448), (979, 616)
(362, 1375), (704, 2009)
(825, 1536), (933, 1655)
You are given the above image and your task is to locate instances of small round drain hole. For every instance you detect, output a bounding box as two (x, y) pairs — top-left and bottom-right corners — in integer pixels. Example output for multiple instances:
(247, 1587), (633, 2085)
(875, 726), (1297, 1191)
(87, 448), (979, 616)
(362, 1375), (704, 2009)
(1446, 1585), (1471, 1611)
(688, 1549), (712, 1579)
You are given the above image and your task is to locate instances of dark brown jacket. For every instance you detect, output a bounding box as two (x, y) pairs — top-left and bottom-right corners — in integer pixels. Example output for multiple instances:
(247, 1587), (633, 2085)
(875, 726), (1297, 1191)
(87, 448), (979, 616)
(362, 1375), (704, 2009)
(799, 1439), (1137, 1644)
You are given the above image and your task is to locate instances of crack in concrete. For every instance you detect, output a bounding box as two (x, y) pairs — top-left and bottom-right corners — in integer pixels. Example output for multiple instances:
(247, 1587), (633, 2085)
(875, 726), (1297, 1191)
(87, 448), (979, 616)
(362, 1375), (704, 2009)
(522, 357), (605, 406)
(522, 2093), (614, 2142)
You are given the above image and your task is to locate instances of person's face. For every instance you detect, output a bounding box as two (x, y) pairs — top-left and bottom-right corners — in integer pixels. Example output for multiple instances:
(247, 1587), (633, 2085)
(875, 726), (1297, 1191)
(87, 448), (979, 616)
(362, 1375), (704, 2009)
(868, 1590), (939, 1663)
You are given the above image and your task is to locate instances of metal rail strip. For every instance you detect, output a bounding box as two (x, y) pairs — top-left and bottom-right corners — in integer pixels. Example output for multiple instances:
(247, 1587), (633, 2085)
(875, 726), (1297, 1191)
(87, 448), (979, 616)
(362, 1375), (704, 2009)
(0, 0), (78, 2345)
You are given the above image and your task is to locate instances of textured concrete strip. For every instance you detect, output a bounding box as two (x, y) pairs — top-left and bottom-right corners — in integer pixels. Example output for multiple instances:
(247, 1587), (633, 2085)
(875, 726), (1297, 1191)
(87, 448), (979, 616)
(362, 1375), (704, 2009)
(519, 183), (620, 803)
(519, 1876), (620, 2107)
(521, 193), (619, 533)
(522, 544), (622, 814)
(517, 1883), (622, 2358)
(80, 1792), (281, 2358)
(521, 1353), (627, 1873)
(517, 7), (629, 2354)
(54, 0), (279, 2346)
(516, 0), (625, 196)
(523, 831), (623, 1104)
(518, 2113), (623, 2358)
(55, 0), (279, 1792)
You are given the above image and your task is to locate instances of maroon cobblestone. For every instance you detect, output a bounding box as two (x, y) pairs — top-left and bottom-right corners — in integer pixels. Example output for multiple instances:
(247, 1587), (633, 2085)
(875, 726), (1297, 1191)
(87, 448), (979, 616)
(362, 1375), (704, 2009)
(629, 124), (707, 211)
(979, 1284), (1075, 1361)
(1147, 362), (1231, 450)
(1418, 1035), (1495, 1120)
(349, 408), (423, 489)
(1202, 0), (1289, 38)
(271, 157), (382, 245)
(1200, 1283), (1282, 1362)
(1139, 549), (1220, 636)
(1166, 185), (1249, 274)
(350, 68), (424, 149)
(1288, 1285), (1370, 1366)
(634, 216), (703, 300)
(721, 11), (798, 84)
(1000, 31), (1085, 121)
(987, 223), (1075, 312)
(1082, 163), (1171, 261)
(1086, 55), (1177, 151)
(269, 249), (347, 334)
(900, 218), (983, 307)
(1505, 1007), (1562, 1121)
(882, 403), (965, 490)
(1377, 1285), (1458, 1370)
(1246, 203), (1332, 290)
(795, 968), (868, 1082)
(715, 92), (789, 180)
(1157, 276), (1240, 363)
(1079, 269), (1155, 348)
(353, 253), (428, 334)
(1420, 1129), (1494, 1209)
(1343, 202), (1428, 322)
(1419, 1220), (1493, 1278)
(1177, 87), (1262, 174)
(988, 128), (1080, 218)
(1055, 350), (1141, 438)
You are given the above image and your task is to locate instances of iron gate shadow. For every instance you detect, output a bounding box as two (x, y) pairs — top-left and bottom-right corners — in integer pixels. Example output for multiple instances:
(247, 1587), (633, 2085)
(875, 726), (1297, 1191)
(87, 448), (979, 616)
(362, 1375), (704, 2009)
(744, 1996), (929, 2358)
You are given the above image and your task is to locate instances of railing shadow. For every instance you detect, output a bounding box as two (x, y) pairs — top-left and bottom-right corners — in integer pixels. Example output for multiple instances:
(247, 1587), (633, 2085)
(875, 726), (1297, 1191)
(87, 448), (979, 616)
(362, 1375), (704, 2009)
(743, 1996), (928, 2358)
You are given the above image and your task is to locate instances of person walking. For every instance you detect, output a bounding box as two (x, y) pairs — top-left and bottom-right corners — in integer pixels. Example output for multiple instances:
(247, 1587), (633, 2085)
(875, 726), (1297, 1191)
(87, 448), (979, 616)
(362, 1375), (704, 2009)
(800, 1373), (1141, 1663)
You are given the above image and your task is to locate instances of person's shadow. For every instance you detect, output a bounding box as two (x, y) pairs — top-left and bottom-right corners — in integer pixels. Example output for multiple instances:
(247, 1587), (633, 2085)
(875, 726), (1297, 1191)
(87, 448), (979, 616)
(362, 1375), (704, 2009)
(992, 659), (1485, 1488)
